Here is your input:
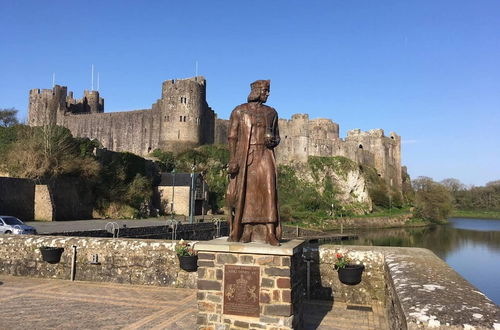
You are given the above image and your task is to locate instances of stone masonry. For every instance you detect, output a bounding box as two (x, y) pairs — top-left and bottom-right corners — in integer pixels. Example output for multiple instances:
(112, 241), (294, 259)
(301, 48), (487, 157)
(27, 77), (402, 190)
(195, 238), (305, 330)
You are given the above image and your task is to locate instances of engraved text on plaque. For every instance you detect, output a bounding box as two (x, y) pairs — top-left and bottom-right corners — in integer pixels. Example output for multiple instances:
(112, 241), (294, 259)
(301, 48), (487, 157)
(223, 265), (260, 317)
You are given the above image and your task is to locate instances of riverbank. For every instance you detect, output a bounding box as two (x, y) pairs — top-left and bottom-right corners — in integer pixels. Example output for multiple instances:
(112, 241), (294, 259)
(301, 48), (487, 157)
(450, 209), (500, 220)
(286, 213), (430, 232)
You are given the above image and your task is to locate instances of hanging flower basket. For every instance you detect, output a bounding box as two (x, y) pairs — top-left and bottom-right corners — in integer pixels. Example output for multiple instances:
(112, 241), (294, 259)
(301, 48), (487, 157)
(337, 264), (365, 285)
(178, 255), (198, 272)
(39, 246), (65, 264)
(176, 239), (198, 272)
(334, 253), (365, 285)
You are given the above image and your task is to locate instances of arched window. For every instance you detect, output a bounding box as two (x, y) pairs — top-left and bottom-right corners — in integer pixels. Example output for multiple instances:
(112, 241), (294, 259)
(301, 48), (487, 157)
(179, 116), (182, 122)
(359, 144), (363, 149)
(183, 116), (187, 122)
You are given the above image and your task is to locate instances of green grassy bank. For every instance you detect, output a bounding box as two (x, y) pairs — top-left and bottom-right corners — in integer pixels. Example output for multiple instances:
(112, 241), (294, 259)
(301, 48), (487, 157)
(450, 210), (500, 220)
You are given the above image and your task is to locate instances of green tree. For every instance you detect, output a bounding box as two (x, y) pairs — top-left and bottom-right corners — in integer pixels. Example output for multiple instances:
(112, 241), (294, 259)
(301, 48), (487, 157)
(0, 108), (19, 127)
(413, 176), (453, 223)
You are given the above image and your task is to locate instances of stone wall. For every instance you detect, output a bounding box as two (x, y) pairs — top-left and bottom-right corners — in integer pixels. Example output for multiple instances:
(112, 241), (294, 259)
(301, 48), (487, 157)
(1, 177), (93, 221)
(313, 245), (386, 305)
(323, 213), (413, 229)
(34, 185), (53, 221)
(0, 177), (35, 221)
(317, 245), (500, 330)
(0, 235), (197, 288)
(157, 186), (191, 215)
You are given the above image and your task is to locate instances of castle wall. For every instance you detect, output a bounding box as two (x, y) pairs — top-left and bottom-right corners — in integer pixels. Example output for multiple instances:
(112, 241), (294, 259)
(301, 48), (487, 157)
(61, 109), (157, 156)
(214, 118), (229, 145)
(0, 177), (35, 221)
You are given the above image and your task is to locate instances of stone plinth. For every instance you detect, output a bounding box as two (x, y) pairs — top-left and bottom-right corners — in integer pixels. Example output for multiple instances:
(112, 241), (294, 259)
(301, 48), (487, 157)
(195, 238), (305, 330)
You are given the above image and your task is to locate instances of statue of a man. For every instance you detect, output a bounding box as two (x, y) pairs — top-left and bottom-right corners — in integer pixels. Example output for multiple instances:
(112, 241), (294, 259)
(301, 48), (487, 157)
(226, 80), (281, 246)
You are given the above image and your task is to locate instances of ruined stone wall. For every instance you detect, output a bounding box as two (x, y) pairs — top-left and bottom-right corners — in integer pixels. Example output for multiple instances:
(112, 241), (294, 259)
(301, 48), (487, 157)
(342, 129), (402, 190)
(276, 114), (402, 190)
(0, 177), (35, 221)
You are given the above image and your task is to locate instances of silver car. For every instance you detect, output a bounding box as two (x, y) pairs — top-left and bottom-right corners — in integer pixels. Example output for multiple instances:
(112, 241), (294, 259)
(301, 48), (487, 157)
(0, 216), (37, 235)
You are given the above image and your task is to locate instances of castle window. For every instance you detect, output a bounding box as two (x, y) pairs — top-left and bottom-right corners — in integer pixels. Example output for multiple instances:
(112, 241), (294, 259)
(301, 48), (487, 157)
(180, 116), (182, 122)
(359, 144), (363, 149)
(196, 117), (199, 125)
(390, 136), (394, 139)
(183, 116), (187, 122)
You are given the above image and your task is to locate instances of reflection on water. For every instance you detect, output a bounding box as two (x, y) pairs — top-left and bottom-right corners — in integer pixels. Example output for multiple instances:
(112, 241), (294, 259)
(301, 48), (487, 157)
(338, 218), (500, 305)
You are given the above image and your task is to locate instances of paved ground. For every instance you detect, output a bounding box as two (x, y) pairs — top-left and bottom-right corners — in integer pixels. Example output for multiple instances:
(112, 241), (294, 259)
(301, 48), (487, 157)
(0, 275), (388, 329)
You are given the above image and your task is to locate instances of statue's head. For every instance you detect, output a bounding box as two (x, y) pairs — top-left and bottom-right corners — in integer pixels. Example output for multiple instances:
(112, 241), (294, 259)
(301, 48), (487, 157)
(247, 80), (270, 103)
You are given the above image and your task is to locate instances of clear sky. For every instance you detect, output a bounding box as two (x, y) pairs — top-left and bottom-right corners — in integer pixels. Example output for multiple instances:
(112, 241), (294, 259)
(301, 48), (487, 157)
(1, 1), (499, 186)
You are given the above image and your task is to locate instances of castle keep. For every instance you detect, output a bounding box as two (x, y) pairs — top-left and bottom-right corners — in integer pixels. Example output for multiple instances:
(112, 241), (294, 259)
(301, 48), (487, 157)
(28, 76), (402, 190)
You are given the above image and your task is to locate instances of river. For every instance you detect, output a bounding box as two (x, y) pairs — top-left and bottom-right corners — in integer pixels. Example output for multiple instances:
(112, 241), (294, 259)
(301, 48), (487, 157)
(339, 217), (500, 306)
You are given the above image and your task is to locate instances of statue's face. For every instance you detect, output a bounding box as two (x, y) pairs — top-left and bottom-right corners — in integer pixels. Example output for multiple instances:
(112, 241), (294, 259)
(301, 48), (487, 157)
(259, 87), (270, 103)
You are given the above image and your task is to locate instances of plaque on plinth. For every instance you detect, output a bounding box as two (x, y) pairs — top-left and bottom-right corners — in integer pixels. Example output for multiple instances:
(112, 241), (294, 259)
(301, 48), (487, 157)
(223, 265), (260, 317)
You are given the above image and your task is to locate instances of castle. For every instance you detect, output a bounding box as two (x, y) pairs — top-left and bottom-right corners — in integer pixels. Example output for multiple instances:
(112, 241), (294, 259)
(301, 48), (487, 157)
(28, 76), (402, 190)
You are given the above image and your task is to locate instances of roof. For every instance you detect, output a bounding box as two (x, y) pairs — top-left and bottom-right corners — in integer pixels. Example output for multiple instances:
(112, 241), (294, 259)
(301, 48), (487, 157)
(159, 173), (203, 186)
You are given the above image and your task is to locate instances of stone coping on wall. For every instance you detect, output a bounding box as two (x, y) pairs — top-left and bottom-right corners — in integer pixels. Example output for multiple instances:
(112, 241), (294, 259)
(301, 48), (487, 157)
(321, 245), (500, 329)
(195, 237), (304, 256)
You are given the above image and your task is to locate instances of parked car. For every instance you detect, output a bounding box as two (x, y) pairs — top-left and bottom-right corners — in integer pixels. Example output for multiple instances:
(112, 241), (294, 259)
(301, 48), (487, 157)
(0, 216), (37, 235)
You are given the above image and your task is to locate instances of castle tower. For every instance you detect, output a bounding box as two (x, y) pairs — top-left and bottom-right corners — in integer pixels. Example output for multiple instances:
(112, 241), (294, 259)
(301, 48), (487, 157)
(155, 76), (214, 152)
(83, 90), (104, 114)
(28, 85), (68, 126)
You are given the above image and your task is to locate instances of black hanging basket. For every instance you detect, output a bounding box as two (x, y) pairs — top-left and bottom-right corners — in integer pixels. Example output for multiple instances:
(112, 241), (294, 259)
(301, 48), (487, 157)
(39, 246), (65, 264)
(178, 255), (198, 272)
(338, 264), (365, 285)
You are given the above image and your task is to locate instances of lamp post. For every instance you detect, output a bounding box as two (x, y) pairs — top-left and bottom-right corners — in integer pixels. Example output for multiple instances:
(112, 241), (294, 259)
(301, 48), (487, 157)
(171, 168), (176, 221)
(189, 163), (196, 224)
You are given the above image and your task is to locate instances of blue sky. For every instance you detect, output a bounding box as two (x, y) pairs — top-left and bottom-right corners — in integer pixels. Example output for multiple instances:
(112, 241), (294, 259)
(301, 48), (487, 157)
(1, 1), (499, 186)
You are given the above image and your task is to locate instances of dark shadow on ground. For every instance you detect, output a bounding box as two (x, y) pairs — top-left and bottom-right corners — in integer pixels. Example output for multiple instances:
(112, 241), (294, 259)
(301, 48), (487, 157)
(301, 240), (333, 329)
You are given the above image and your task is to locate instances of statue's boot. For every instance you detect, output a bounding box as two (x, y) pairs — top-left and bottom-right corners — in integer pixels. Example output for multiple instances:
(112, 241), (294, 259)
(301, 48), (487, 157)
(240, 225), (252, 243)
(266, 224), (280, 246)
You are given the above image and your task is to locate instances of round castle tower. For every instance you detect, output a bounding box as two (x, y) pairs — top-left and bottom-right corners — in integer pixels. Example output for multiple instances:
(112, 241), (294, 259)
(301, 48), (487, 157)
(155, 76), (210, 152)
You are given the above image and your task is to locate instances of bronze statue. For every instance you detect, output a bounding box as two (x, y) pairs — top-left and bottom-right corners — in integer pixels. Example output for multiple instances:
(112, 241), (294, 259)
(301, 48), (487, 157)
(226, 80), (282, 246)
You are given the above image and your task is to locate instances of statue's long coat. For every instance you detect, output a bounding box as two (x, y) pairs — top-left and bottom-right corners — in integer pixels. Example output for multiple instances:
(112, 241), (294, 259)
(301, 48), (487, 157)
(227, 102), (281, 237)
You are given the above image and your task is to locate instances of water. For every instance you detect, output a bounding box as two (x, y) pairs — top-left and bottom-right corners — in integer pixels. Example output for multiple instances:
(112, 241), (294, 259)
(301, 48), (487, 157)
(338, 217), (500, 305)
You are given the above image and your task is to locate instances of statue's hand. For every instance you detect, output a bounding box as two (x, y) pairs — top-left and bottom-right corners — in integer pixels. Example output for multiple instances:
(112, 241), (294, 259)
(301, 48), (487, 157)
(227, 161), (239, 175)
(265, 136), (278, 148)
